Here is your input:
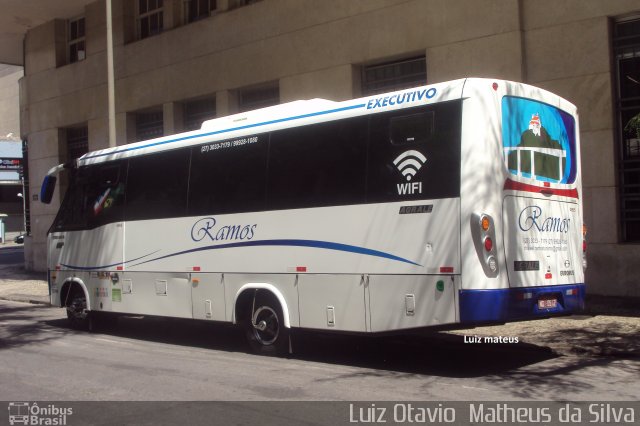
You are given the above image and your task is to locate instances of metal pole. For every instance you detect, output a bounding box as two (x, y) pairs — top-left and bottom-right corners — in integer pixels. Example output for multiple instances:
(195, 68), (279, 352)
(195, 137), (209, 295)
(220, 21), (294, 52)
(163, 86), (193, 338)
(106, 0), (116, 147)
(18, 191), (26, 235)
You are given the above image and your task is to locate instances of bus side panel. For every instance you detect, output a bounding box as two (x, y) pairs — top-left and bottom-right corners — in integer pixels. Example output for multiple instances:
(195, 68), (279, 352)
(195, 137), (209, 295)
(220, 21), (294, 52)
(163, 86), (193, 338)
(49, 225), (124, 274)
(298, 274), (366, 332)
(49, 224), (124, 309)
(121, 201), (459, 276)
(368, 275), (457, 332)
(191, 273), (226, 322)
(114, 272), (192, 318)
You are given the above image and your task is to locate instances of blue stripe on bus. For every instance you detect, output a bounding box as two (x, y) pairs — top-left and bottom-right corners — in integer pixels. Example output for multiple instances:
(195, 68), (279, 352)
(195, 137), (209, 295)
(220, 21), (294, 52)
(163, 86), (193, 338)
(83, 103), (368, 160)
(58, 239), (422, 270)
(59, 250), (160, 271)
(458, 283), (586, 324)
(130, 239), (422, 268)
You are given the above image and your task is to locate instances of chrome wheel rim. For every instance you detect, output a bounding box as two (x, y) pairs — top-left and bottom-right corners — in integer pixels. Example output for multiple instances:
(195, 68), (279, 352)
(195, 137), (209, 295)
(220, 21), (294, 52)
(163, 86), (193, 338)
(252, 306), (279, 346)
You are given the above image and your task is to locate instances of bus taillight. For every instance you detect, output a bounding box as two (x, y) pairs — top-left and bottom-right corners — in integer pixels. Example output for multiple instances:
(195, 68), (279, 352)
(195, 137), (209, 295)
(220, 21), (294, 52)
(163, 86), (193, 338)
(484, 236), (493, 252)
(471, 213), (499, 277)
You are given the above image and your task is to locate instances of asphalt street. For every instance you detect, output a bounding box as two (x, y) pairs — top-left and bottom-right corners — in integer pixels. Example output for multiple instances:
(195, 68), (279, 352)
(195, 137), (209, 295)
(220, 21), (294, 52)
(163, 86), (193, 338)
(1, 300), (638, 404)
(0, 245), (23, 265)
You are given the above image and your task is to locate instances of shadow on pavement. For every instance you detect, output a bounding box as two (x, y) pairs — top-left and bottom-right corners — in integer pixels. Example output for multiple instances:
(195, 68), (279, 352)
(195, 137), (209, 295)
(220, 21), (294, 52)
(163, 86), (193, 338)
(39, 313), (557, 379)
(5, 301), (638, 399)
(0, 304), (76, 350)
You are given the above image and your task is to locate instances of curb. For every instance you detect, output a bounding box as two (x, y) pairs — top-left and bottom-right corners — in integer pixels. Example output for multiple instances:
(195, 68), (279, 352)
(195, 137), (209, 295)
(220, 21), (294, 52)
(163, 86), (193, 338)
(0, 296), (51, 306)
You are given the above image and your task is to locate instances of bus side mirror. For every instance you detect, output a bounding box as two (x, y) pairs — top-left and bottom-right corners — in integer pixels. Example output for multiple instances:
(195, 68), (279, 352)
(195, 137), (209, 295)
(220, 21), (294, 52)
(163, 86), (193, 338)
(40, 175), (57, 204)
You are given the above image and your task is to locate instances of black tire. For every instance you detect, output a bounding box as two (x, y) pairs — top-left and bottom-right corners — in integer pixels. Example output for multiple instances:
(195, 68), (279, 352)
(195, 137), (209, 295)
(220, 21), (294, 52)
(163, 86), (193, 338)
(244, 292), (290, 356)
(65, 288), (95, 331)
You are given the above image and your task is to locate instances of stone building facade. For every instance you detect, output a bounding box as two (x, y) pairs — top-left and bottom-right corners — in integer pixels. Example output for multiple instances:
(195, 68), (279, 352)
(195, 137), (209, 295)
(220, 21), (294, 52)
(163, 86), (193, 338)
(19, 0), (640, 297)
(0, 65), (24, 235)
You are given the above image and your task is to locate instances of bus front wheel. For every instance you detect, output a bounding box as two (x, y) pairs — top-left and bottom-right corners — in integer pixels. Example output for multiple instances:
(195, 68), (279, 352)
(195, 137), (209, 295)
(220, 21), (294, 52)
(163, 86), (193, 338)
(244, 292), (289, 356)
(65, 288), (95, 331)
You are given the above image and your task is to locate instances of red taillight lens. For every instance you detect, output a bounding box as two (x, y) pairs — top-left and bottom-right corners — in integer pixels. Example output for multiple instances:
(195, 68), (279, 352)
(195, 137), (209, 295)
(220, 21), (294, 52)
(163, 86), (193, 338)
(583, 240), (587, 253)
(484, 237), (493, 252)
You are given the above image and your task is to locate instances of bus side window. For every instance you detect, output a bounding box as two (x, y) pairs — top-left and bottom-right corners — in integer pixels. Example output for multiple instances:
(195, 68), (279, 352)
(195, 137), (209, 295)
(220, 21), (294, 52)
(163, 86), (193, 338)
(389, 111), (434, 145)
(125, 149), (190, 221)
(367, 102), (462, 202)
(267, 117), (367, 210)
(50, 161), (127, 231)
(188, 134), (268, 216)
(86, 161), (127, 228)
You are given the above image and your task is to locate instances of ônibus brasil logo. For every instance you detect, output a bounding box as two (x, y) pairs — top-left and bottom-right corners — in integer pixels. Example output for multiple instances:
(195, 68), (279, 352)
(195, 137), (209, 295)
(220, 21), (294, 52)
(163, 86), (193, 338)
(7, 402), (73, 425)
(394, 150), (426, 195)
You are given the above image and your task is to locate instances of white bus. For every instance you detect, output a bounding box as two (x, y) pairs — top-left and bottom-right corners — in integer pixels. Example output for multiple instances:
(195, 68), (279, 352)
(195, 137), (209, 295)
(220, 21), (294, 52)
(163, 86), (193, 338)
(41, 78), (586, 354)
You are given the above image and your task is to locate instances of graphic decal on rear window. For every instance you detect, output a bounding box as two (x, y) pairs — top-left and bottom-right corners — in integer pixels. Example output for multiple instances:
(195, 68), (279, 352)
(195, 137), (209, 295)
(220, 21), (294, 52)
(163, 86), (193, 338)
(502, 97), (576, 184)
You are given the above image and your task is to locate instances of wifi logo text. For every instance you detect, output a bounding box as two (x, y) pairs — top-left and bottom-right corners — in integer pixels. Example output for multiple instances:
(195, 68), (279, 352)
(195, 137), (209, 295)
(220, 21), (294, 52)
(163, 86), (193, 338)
(394, 150), (426, 195)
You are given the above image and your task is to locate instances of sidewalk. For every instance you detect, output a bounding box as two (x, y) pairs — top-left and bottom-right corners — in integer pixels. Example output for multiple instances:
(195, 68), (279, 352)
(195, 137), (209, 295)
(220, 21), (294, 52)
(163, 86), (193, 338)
(447, 304), (640, 358)
(0, 238), (49, 304)
(0, 250), (638, 359)
(0, 264), (49, 305)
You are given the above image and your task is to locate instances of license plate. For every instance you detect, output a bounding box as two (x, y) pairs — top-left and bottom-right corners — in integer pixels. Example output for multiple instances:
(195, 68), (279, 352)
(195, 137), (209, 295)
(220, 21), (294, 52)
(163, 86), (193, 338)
(538, 298), (557, 309)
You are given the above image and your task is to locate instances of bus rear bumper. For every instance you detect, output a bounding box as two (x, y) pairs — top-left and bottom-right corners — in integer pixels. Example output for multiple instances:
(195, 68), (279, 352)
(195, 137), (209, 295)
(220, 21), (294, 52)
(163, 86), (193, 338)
(459, 283), (586, 324)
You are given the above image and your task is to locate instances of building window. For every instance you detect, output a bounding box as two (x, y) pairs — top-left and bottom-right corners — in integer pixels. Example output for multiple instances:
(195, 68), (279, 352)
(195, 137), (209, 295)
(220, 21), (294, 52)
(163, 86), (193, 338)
(361, 56), (427, 96)
(184, 97), (216, 131)
(238, 83), (279, 112)
(68, 17), (86, 64)
(137, 0), (164, 40)
(185, 0), (216, 23)
(136, 110), (164, 141)
(66, 126), (89, 160)
(614, 17), (640, 242)
(228, 0), (262, 10)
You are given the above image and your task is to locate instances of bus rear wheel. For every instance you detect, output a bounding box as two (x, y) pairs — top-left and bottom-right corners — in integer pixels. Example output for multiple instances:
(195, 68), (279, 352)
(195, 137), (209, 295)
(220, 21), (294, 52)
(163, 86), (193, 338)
(244, 293), (289, 356)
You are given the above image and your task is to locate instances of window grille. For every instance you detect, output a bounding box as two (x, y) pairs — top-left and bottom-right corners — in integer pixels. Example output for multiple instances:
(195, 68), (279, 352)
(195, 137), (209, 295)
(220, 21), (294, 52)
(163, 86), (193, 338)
(238, 84), (279, 112)
(66, 126), (89, 160)
(184, 98), (216, 131)
(185, 0), (216, 23)
(138, 0), (164, 40)
(136, 111), (164, 141)
(361, 56), (426, 96)
(614, 17), (640, 241)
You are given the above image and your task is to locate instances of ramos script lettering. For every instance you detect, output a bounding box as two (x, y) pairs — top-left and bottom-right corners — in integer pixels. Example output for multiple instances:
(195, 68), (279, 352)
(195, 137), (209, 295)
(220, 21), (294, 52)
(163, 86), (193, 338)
(518, 206), (570, 233)
(191, 217), (257, 242)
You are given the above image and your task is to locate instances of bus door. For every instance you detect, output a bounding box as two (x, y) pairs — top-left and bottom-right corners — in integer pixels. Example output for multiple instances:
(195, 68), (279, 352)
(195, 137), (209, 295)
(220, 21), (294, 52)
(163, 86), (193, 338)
(501, 97), (583, 293)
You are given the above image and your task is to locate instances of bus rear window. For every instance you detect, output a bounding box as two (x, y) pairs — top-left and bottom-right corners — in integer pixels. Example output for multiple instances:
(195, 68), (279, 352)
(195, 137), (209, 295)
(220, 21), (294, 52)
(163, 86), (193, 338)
(502, 96), (576, 184)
